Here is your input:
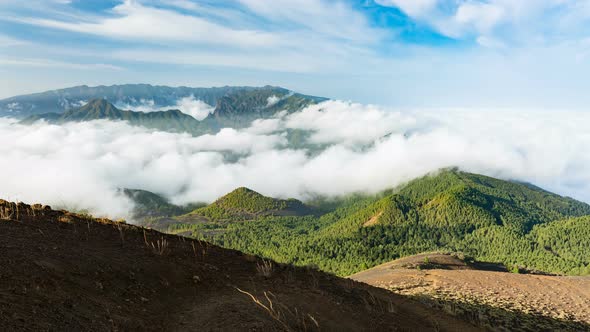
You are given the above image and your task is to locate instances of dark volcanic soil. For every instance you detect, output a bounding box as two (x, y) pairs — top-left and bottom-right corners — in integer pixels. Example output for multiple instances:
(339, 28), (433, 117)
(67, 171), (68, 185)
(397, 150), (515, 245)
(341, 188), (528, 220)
(0, 200), (479, 332)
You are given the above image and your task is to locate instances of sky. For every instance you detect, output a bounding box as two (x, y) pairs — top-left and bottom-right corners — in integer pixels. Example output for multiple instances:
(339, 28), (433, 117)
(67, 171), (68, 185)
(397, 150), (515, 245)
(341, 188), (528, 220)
(1, 0), (590, 107)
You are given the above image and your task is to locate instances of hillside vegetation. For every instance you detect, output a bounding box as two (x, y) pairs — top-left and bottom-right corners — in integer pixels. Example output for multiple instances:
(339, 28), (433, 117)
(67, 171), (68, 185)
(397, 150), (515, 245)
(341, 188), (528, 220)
(147, 170), (590, 276)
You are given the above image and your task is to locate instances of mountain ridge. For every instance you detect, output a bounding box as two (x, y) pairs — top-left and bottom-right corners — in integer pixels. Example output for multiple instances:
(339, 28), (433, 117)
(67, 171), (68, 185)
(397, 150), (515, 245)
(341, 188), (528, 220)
(14, 85), (327, 136)
(1, 84), (327, 120)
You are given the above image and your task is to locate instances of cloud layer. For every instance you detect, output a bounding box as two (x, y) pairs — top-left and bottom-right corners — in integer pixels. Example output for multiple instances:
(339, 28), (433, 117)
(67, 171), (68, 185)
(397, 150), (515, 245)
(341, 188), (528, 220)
(1, 101), (589, 220)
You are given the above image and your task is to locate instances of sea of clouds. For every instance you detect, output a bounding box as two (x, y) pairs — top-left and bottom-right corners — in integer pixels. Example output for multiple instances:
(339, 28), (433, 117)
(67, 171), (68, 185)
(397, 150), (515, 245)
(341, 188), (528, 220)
(1, 100), (589, 219)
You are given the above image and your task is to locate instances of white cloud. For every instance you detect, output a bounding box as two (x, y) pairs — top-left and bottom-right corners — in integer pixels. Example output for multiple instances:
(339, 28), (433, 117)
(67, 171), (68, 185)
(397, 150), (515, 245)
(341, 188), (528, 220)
(0, 57), (123, 70)
(453, 2), (505, 36)
(246, 118), (282, 135)
(476, 35), (506, 49)
(2, 101), (590, 222)
(15, 0), (279, 47)
(0, 34), (27, 47)
(173, 95), (215, 120)
(116, 96), (214, 120)
(266, 95), (280, 107)
(109, 48), (320, 73)
(374, 0), (438, 17)
(116, 99), (157, 113)
(395, 1), (508, 39)
(236, 0), (381, 43)
(375, 0), (578, 43)
(284, 100), (416, 146)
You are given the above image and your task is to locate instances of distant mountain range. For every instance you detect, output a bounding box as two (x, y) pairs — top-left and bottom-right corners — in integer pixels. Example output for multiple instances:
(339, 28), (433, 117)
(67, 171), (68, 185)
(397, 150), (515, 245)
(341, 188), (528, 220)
(8, 84), (327, 135)
(1, 84), (328, 125)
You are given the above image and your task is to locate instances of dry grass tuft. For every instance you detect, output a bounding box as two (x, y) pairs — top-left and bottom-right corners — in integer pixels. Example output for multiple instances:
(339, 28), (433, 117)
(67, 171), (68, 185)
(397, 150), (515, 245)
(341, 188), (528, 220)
(116, 223), (125, 245)
(256, 259), (274, 278)
(191, 240), (208, 261)
(236, 288), (320, 332)
(0, 208), (12, 220)
(150, 237), (169, 256)
(362, 290), (398, 314)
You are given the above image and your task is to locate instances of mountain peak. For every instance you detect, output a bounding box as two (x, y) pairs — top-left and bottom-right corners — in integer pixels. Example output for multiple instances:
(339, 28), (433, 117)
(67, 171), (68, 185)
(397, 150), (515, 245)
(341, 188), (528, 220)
(80, 98), (117, 110)
(214, 187), (282, 209)
(354, 169), (590, 233)
(185, 187), (312, 222)
(222, 186), (260, 197)
(60, 98), (121, 119)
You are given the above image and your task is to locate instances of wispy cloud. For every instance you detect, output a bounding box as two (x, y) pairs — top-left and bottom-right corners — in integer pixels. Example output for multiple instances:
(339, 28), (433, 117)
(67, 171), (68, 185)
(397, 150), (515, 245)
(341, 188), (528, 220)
(235, 0), (383, 43)
(0, 34), (27, 47)
(12, 0), (281, 47)
(0, 57), (124, 70)
(109, 49), (321, 73)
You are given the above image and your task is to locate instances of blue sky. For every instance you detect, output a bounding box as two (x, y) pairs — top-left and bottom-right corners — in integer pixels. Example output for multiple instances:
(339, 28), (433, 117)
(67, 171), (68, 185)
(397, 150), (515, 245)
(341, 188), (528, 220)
(1, 0), (590, 108)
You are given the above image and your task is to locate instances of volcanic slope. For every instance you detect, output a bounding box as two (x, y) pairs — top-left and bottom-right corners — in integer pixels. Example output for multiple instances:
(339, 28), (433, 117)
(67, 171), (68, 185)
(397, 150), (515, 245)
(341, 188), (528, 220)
(0, 200), (480, 332)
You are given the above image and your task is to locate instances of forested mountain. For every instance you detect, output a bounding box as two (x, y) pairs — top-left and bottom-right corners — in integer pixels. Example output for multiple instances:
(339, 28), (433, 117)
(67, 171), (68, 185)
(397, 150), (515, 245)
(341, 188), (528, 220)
(184, 187), (314, 222)
(141, 169), (590, 276)
(324, 169), (590, 235)
(0, 84), (327, 120)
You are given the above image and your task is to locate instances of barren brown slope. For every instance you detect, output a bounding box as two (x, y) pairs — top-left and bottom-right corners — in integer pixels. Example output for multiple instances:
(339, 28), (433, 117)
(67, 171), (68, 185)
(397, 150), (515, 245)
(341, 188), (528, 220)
(0, 200), (479, 332)
(351, 253), (590, 331)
